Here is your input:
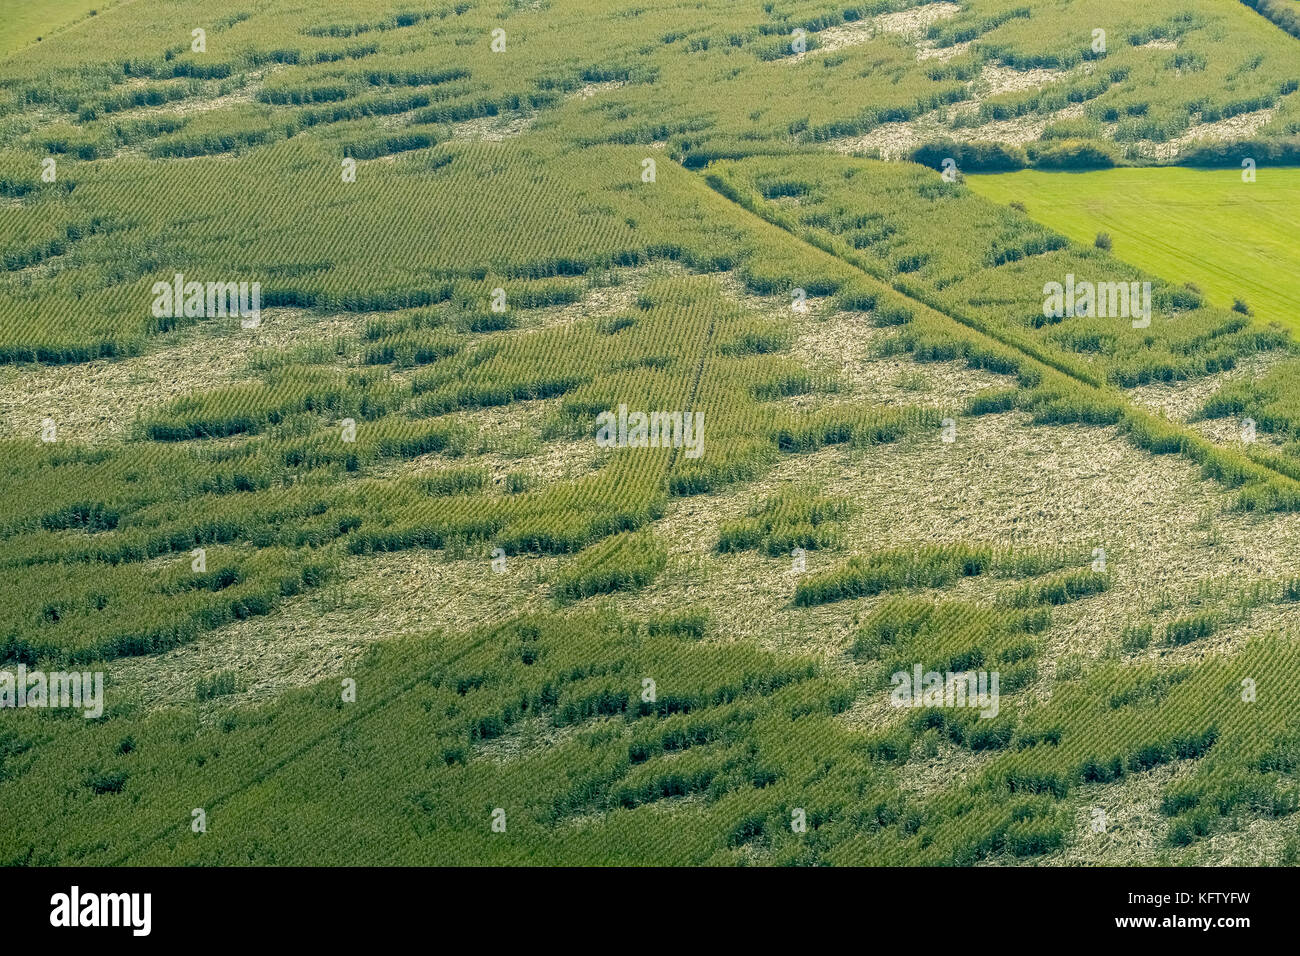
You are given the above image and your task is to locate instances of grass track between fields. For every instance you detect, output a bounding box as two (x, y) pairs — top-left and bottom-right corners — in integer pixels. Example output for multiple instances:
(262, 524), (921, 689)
(696, 159), (1300, 502)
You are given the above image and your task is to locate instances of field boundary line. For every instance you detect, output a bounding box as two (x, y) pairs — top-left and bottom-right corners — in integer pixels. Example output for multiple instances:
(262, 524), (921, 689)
(694, 161), (1300, 496)
(106, 630), (496, 866)
(0, 0), (138, 63)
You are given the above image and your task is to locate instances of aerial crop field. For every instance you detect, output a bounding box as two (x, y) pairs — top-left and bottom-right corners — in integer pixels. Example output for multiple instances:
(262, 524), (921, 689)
(0, 0), (117, 57)
(966, 166), (1300, 329)
(1, 0), (1299, 891)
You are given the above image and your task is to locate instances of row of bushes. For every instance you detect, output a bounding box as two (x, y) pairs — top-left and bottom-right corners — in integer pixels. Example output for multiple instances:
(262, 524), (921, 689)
(911, 139), (1117, 173)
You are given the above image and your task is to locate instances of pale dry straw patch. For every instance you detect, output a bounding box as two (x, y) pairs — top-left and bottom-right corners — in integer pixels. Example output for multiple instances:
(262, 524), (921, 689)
(567, 411), (1234, 730)
(0, 307), (363, 443)
(473, 716), (587, 762)
(466, 401), (606, 487)
(787, 1), (960, 63)
(974, 63), (1065, 98)
(376, 106), (431, 130)
(709, 270), (835, 319)
(108, 548), (561, 714)
(916, 38), (972, 61)
(832, 114), (941, 160)
(22, 69), (277, 160)
(1135, 105), (1281, 162)
(959, 101), (1088, 146)
(874, 1), (961, 39)
(1048, 761), (1299, 866)
(1026, 464), (1300, 705)
(1044, 762), (1187, 865)
(1180, 816), (1300, 865)
(781, 307), (1016, 411)
(450, 112), (535, 141)
(107, 69), (278, 122)
(831, 68), (1080, 158)
(894, 738), (999, 797)
(519, 261), (693, 333)
(1187, 413), (1288, 451)
(567, 80), (624, 101)
(1126, 350), (1288, 423)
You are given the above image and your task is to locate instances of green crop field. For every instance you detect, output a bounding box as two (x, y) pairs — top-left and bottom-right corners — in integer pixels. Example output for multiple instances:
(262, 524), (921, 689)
(0, 0), (122, 57)
(2, 0), (1300, 885)
(966, 166), (1300, 328)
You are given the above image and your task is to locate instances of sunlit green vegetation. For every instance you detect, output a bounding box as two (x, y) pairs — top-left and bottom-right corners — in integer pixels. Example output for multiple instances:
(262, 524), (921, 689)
(718, 488), (850, 556)
(0, 0), (117, 57)
(3, 0), (1300, 867)
(6, 603), (1298, 864)
(966, 167), (1300, 329)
